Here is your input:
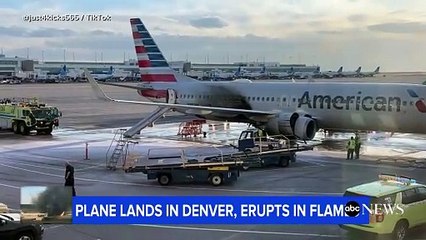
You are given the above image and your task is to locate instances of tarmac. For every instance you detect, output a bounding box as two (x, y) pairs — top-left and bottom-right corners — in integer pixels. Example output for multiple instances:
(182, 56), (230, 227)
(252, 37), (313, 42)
(0, 76), (426, 240)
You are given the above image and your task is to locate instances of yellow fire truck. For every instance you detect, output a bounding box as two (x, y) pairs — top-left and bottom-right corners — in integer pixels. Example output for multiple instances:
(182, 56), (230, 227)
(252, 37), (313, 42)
(0, 98), (62, 135)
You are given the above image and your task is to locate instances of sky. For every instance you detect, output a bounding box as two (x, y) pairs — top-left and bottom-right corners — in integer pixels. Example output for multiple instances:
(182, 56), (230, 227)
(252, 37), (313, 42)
(1, 0), (426, 71)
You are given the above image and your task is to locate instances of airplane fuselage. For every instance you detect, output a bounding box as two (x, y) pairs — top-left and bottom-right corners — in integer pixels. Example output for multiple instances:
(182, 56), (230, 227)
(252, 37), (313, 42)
(140, 81), (426, 134)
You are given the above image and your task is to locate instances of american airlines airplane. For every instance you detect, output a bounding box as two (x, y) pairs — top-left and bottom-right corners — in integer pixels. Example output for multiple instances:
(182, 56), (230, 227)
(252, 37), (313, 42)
(359, 66), (380, 77)
(338, 67), (362, 77)
(322, 66), (343, 78)
(88, 18), (426, 140)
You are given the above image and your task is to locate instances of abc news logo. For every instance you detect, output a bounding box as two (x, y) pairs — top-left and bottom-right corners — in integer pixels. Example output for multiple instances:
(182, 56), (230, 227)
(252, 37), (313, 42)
(345, 201), (361, 217)
(345, 201), (405, 217)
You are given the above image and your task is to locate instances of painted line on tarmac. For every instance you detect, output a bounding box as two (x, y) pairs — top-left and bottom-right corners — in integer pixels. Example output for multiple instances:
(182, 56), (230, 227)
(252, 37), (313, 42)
(3, 161), (64, 171)
(133, 224), (341, 238)
(0, 162), (341, 196)
(44, 225), (64, 230)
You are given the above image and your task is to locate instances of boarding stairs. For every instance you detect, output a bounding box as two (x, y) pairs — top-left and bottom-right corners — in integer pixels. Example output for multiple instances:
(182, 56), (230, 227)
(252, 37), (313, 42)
(106, 129), (138, 170)
(123, 107), (170, 138)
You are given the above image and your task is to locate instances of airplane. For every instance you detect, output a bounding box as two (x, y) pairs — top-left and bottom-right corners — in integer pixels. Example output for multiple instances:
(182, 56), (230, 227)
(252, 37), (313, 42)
(210, 68), (235, 80)
(292, 67), (322, 79)
(359, 66), (380, 77)
(321, 66), (343, 79)
(90, 66), (115, 81)
(270, 71), (293, 79)
(235, 66), (268, 79)
(87, 17), (426, 141)
(338, 67), (361, 77)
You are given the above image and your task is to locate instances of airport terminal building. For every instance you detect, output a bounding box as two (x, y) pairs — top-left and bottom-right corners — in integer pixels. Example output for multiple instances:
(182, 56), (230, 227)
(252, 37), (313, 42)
(0, 54), (319, 80)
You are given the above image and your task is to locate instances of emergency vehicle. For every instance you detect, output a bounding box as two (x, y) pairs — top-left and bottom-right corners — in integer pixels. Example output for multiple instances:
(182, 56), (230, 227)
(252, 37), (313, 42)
(341, 174), (426, 240)
(0, 98), (62, 135)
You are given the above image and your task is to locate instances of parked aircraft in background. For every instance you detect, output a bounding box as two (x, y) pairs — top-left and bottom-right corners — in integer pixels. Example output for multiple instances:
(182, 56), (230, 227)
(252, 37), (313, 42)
(359, 67), (380, 77)
(293, 67), (322, 79)
(87, 17), (426, 141)
(321, 67), (343, 78)
(338, 67), (361, 77)
(90, 66), (114, 81)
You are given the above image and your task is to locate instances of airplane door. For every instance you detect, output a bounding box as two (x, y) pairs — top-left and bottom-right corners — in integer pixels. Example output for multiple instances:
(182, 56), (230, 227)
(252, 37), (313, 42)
(280, 95), (289, 108)
(167, 89), (176, 104)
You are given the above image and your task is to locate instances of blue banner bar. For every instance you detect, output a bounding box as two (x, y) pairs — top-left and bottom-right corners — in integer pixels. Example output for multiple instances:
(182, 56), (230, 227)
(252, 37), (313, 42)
(72, 196), (370, 224)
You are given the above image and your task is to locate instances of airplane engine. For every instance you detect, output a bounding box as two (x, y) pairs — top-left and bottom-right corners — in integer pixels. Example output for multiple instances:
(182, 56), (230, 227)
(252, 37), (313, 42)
(263, 113), (317, 140)
(293, 116), (317, 140)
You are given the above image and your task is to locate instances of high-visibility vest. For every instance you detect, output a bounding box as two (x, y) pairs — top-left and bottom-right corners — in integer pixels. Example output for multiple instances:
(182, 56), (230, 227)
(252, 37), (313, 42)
(348, 139), (356, 149)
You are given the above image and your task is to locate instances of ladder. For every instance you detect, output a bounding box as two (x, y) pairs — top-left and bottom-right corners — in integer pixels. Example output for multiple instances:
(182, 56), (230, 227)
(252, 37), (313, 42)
(106, 129), (131, 170)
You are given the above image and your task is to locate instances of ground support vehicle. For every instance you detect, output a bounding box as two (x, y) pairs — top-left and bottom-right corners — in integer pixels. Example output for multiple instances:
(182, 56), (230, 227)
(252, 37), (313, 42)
(0, 98), (61, 135)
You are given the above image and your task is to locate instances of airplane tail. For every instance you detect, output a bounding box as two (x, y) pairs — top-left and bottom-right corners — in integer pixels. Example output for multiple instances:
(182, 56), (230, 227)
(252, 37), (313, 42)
(337, 66), (342, 73)
(234, 66), (242, 77)
(356, 67), (361, 73)
(59, 65), (67, 76)
(374, 66), (380, 73)
(108, 66), (114, 74)
(130, 18), (194, 83)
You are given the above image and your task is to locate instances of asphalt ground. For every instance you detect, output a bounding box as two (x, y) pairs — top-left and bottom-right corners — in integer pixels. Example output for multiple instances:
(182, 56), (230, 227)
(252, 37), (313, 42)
(0, 76), (425, 240)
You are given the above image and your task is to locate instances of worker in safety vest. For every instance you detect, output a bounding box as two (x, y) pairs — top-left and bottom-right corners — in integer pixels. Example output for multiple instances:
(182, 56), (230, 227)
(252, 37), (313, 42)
(346, 137), (356, 160)
(354, 134), (362, 159)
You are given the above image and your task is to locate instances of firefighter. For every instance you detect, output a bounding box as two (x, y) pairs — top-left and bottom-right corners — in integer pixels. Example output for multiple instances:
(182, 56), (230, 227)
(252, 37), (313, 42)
(64, 161), (76, 196)
(354, 133), (362, 159)
(346, 137), (356, 160)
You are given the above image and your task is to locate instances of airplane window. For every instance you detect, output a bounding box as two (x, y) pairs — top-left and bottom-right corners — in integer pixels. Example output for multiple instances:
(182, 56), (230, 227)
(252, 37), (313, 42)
(283, 97), (286, 101)
(266, 97), (270, 101)
(247, 97), (250, 101)
(403, 101), (407, 106)
(271, 97), (274, 101)
(257, 97), (260, 101)
(199, 95), (201, 99)
(293, 98), (296, 102)
(276, 97), (280, 102)
(262, 97), (265, 101)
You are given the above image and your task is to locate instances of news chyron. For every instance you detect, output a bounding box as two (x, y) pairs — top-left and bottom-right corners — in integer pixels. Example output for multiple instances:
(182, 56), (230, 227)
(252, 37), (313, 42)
(20, 186), (73, 224)
(71, 196), (405, 225)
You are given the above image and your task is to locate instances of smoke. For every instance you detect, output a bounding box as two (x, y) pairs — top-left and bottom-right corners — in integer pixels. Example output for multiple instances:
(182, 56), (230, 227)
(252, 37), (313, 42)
(35, 186), (72, 216)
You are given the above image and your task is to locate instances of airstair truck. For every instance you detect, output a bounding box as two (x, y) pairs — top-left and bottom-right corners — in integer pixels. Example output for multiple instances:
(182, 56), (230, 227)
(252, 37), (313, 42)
(0, 98), (62, 135)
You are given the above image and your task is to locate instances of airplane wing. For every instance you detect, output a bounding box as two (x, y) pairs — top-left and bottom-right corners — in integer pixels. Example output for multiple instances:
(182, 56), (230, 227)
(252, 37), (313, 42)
(85, 69), (278, 120)
(97, 82), (147, 90)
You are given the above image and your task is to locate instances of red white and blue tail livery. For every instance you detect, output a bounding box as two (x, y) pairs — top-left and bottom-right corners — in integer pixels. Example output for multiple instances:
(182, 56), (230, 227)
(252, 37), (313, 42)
(131, 18), (193, 83)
